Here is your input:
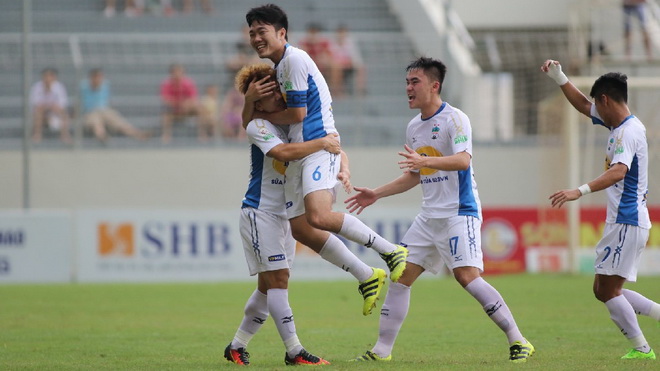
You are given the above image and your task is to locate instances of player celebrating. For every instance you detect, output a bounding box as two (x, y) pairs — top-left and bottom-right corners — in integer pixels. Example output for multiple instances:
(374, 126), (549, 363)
(542, 59), (659, 360)
(346, 57), (534, 363)
(243, 4), (408, 313)
(224, 64), (334, 366)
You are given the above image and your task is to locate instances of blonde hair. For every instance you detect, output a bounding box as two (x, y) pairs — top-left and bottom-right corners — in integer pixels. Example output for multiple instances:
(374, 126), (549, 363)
(234, 63), (277, 94)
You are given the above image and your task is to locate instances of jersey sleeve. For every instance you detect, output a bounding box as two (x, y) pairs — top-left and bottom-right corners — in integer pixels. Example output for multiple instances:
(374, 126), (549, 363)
(246, 119), (285, 155)
(280, 51), (309, 108)
(590, 104), (607, 127)
(449, 111), (473, 155)
(610, 126), (640, 170)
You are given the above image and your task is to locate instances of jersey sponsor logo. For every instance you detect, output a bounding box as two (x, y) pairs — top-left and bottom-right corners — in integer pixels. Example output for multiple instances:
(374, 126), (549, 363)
(271, 178), (284, 185)
(272, 159), (287, 175)
(284, 80), (293, 91)
(614, 130), (625, 154)
(454, 135), (468, 144)
(420, 175), (449, 184)
(268, 253), (286, 262)
(431, 125), (440, 139)
(415, 146), (442, 175)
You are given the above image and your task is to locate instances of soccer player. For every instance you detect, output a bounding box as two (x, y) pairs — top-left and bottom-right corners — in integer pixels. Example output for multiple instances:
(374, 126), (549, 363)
(542, 59), (659, 360)
(243, 4), (408, 311)
(345, 57), (534, 363)
(224, 64), (334, 366)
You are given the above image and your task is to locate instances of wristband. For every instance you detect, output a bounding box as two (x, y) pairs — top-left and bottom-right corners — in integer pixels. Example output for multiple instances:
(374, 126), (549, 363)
(547, 62), (569, 86)
(578, 184), (591, 196)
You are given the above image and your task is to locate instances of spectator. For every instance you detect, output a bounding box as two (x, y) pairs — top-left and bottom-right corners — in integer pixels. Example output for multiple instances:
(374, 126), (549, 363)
(103, 0), (144, 17)
(159, 63), (206, 143)
(330, 24), (366, 97)
(199, 84), (220, 141)
(182, 0), (212, 14)
(80, 68), (149, 143)
(225, 41), (263, 76)
(30, 68), (72, 144)
(218, 85), (246, 141)
(623, 0), (652, 59)
(298, 23), (335, 78)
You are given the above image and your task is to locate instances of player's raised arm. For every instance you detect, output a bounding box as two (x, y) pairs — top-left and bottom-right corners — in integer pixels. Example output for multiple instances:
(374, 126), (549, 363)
(267, 133), (340, 162)
(541, 59), (592, 118)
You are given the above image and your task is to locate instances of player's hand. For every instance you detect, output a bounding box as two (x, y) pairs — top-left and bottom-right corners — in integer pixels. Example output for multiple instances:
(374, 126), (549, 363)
(549, 189), (581, 208)
(345, 187), (377, 215)
(398, 144), (426, 171)
(245, 75), (277, 103)
(322, 133), (341, 154)
(337, 166), (351, 194)
(541, 59), (568, 85)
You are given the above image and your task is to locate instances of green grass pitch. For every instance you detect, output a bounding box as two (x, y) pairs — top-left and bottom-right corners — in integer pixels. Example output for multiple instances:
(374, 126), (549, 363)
(1, 274), (659, 370)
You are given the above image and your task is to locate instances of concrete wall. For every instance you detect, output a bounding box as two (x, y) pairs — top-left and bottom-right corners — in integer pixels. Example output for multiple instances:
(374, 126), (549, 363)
(452, 0), (574, 29)
(1, 145), (566, 211)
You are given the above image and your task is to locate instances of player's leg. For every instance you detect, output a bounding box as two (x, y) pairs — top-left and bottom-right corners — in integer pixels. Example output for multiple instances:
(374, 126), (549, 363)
(354, 215), (433, 361)
(443, 215), (533, 362)
(621, 289), (660, 321)
(594, 224), (654, 359)
(288, 214), (385, 315)
(298, 152), (407, 280)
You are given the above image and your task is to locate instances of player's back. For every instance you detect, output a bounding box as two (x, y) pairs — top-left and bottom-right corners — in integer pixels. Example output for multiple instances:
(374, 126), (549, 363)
(242, 119), (288, 217)
(276, 44), (337, 144)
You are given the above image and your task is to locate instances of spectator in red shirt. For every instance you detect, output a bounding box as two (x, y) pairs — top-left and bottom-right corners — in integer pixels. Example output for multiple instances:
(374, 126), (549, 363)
(298, 23), (335, 80)
(160, 63), (207, 143)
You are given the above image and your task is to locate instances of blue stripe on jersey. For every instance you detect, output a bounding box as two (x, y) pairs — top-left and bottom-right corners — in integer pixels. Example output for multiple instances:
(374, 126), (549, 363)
(457, 166), (479, 217)
(242, 144), (264, 209)
(591, 116), (606, 128)
(616, 154), (639, 226)
(302, 75), (325, 141)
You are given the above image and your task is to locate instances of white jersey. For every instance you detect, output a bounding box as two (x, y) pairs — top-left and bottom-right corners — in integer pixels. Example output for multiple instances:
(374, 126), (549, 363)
(405, 102), (482, 219)
(242, 119), (288, 217)
(275, 44), (337, 143)
(590, 104), (651, 229)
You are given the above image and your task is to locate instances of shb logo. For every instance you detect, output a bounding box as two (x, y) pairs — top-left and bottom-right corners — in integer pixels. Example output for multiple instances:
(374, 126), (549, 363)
(98, 223), (135, 256)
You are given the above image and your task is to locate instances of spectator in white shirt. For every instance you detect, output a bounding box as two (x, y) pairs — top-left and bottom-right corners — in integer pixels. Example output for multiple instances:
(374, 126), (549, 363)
(30, 68), (71, 144)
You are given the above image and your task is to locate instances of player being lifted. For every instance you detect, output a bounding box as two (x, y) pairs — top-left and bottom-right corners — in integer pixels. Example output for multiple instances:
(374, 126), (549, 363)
(542, 59), (659, 360)
(346, 57), (534, 363)
(243, 4), (408, 312)
(224, 64), (334, 366)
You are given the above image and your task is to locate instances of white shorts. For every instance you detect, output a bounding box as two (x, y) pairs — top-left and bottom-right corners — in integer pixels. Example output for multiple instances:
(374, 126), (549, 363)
(285, 150), (340, 219)
(240, 207), (295, 276)
(402, 214), (483, 274)
(594, 223), (649, 282)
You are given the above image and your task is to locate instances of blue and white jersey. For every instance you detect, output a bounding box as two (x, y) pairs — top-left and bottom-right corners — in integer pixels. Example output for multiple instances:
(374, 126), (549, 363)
(591, 104), (650, 228)
(275, 44), (337, 143)
(405, 102), (482, 219)
(242, 119), (288, 217)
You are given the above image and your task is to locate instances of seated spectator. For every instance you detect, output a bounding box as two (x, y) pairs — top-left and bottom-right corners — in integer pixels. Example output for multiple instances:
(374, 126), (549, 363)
(160, 63), (207, 143)
(330, 24), (367, 97)
(80, 68), (149, 143)
(219, 85), (246, 141)
(298, 22), (335, 78)
(30, 68), (72, 144)
(199, 84), (220, 141)
(182, 0), (212, 14)
(103, 0), (144, 17)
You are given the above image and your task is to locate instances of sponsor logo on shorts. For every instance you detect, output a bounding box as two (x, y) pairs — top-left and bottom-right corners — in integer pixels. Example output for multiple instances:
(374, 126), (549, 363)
(268, 254), (286, 262)
(285, 201), (293, 209)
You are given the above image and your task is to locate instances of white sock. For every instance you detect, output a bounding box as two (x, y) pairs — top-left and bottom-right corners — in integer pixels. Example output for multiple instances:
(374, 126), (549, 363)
(622, 289), (660, 320)
(231, 289), (269, 349)
(604, 295), (650, 352)
(267, 288), (303, 357)
(339, 214), (396, 255)
(465, 277), (525, 344)
(319, 234), (373, 281)
(372, 282), (411, 357)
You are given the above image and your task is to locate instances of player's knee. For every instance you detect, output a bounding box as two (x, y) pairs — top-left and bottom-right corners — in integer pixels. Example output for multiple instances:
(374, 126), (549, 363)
(305, 212), (330, 231)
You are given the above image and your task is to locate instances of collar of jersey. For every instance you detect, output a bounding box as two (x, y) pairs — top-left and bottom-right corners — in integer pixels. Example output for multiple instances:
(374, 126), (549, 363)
(274, 43), (291, 69)
(421, 102), (447, 121)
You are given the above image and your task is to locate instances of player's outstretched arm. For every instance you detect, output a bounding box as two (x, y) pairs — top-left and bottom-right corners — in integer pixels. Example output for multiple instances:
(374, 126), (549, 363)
(541, 59), (591, 118)
(267, 133), (340, 162)
(549, 163), (627, 208)
(398, 144), (470, 171)
(345, 171), (419, 215)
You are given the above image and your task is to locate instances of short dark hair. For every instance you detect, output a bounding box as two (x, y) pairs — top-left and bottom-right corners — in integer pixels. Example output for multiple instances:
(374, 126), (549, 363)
(89, 68), (103, 77)
(406, 57), (447, 93)
(246, 4), (289, 41)
(590, 72), (628, 103)
(42, 67), (58, 76)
